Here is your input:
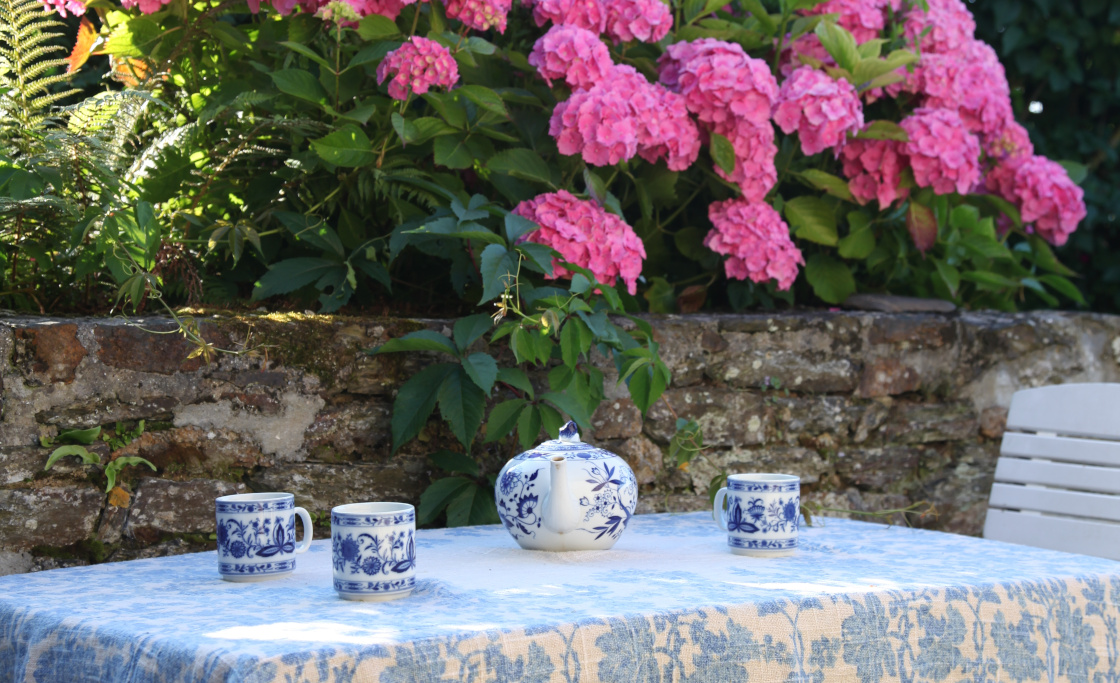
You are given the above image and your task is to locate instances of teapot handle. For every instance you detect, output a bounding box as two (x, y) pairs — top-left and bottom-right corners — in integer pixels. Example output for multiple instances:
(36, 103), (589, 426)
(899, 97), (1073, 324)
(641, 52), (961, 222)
(712, 487), (729, 531)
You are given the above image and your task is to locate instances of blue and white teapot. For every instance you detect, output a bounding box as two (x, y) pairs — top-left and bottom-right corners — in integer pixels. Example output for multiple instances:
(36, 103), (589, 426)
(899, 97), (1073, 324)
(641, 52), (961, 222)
(495, 421), (638, 551)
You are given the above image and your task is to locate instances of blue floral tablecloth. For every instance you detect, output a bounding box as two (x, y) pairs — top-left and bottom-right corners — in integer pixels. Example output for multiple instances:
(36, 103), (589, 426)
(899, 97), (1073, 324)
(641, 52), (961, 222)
(1, 512), (1118, 682)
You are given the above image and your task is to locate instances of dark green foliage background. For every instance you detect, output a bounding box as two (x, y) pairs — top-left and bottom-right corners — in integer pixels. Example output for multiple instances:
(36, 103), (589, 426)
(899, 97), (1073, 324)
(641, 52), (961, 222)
(973, 0), (1120, 311)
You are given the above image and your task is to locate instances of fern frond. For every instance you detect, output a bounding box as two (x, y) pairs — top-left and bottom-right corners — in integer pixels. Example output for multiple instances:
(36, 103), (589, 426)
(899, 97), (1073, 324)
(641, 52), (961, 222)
(0, 0), (78, 146)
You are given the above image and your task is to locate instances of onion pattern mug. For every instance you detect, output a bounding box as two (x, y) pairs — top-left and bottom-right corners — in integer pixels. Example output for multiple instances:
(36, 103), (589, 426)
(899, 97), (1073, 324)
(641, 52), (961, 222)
(332, 502), (416, 601)
(713, 473), (800, 556)
(215, 492), (312, 581)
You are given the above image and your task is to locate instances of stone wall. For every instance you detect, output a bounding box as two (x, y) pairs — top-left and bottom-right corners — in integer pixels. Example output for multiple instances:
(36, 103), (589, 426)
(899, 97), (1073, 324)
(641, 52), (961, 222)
(2, 310), (1119, 575)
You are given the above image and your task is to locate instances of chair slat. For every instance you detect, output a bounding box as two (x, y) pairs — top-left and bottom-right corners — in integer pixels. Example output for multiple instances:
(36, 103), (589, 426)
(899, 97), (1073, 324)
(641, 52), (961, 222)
(993, 458), (1120, 495)
(988, 482), (1120, 523)
(982, 508), (1120, 561)
(1005, 383), (1120, 440)
(1000, 432), (1120, 467)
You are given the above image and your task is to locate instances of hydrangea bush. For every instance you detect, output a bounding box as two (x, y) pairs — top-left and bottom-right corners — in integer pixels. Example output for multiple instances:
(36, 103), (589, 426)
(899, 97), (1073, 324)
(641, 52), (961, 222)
(10, 0), (1089, 521)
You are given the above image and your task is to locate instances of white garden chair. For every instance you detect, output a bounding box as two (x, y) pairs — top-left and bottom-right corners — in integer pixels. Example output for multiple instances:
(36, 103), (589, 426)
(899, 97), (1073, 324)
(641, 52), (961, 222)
(983, 383), (1120, 560)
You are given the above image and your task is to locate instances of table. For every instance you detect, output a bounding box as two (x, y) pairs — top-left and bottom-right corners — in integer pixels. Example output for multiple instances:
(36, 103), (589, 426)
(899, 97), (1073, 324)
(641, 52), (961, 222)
(1, 512), (1118, 682)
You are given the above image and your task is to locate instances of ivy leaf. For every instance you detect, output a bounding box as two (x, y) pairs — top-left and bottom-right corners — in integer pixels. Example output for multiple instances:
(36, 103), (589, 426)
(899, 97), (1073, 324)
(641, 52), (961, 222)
(428, 449), (479, 477)
(496, 367), (534, 399)
(478, 244), (518, 304)
(453, 314), (493, 350)
(391, 363), (457, 453)
(484, 398), (526, 443)
(462, 352), (499, 394)
(805, 253), (856, 304)
(418, 476), (472, 525)
(541, 391), (593, 432)
(274, 212), (345, 256)
(784, 196), (838, 246)
(505, 213), (539, 243)
(372, 330), (458, 357)
(445, 481), (499, 526)
(517, 404), (542, 450)
(310, 124), (375, 167)
(251, 258), (342, 301)
(437, 366), (486, 450)
(709, 132), (736, 175)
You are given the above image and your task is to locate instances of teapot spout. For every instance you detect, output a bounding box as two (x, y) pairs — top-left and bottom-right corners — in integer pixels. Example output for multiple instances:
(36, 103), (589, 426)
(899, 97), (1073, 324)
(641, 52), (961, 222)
(541, 456), (581, 535)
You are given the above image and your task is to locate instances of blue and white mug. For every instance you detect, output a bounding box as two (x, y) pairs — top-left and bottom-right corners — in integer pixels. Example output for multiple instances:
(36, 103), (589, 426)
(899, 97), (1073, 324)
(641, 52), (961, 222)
(215, 492), (312, 581)
(332, 502), (416, 602)
(713, 473), (800, 557)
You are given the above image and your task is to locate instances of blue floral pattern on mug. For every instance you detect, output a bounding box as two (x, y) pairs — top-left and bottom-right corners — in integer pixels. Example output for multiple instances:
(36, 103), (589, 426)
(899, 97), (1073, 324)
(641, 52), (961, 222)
(331, 530), (416, 577)
(217, 515), (297, 560)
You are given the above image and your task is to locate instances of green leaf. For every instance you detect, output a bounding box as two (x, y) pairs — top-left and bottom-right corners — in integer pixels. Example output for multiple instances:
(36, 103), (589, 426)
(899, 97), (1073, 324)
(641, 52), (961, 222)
(933, 258), (961, 297)
(310, 124), (374, 167)
(505, 213), (538, 243)
(857, 39), (887, 59)
(740, 0), (776, 33)
(538, 403), (565, 441)
(517, 403), (542, 450)
(1026, 235), (1077, 277)
(815, 21), (860, 72)
(960, 271), (1021, 290)
(709, 132), (736, 175)
(56, 426), (102, 445)
(434, 135), (474, 169)
(44, 445), (99, 470)
(453, 314), (493, 350)
(391, 363), (458, 453)
(854, 120), (909, 142)
(800, 169), (854, 202)
(1057, 160), (1088, 185)
(805, 253), (856, 304)
(560, 319), (584, 368)
(485, 398), (526, 443)
(1038, 274), (1086, 304)
(486, 148), (554, 186)
(496, 367), (534, 399)
(278, 41), (331, 69)
(445, 480), (499, 526)
(274, 212), (346, 256)
(429, 449), (479, 477)
(356, 14), (400, 40)
(624, 362), (669, 415)
(462, 352), (499, 394)
(437, 366), (486, 450)
(373, 330), (459, 356)
(907, 201), (938, 253)
(103, 456), (156, 493)
(478, 244), (518, 304)
(838, 211), (875, 259)
(541, 392), (592, 433)
(418, 476), (472, 525)
(784, 196), (838, 246)
(270, 69), (328, 104)
(104, 17), (160, 57)
(516, 243), (556, 276)
(252, 258), (342, 301)
(457, 85), (509, 118)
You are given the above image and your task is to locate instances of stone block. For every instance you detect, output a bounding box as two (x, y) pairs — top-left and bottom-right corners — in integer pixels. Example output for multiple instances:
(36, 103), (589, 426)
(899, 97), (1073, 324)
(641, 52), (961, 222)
(125, 478), (246, 544)
(592, 398), (642, 441)
(12, 324), (86, 383)
(0, 448), (46, 486)
(93, 322), (226, 375)
(0, 486), (103, 551)
(979, 406), (1008, 439)
(615, 435), (663, 485)
(0, 550), (33, 576)
(250, 461), (427, 514)
(858, 357), (922, 398)
(882, 401), (978, 444)
(709, 316), (861, 392)
(111, 426), (263, 473)
(692, 446), (830, 493)
(868, 315), (957, 349)
(645, 388), (769, 446)
(835, 445), (931, 491)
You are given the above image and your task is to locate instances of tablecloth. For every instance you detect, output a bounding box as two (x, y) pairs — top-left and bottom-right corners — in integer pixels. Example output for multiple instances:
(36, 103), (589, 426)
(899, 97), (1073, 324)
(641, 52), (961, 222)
(1, 512), (1118, 682)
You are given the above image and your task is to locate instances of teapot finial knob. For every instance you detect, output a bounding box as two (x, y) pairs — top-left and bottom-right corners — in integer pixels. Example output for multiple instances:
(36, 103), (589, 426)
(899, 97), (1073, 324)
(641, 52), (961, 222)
(558, 421), (580, 443)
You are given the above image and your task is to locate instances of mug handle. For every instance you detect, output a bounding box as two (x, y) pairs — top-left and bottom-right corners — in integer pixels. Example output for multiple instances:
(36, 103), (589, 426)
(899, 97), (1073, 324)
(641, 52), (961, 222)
(294, 507), (313, 553)
(712, 487), (729, 531)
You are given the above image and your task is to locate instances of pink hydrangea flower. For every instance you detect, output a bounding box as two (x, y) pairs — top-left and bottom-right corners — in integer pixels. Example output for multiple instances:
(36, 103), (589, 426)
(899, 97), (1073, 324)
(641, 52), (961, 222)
(840, 135), (909, 209)
(773, 66), (864, 156)
(658, 39), (778, 127)
(778, 33), (833, 79)
(705, 198), (804, 290)
(984, 120), (1033, 162)
(631, 83), (702, 171)
(986, 156), (1086, 247)
(40, 0), (84, 16)
(605, 0), (673, 43)
(916, 41), (1011, 137)
(532, 0), (607, 33)
(550, 84), (639, 166)
(710, 120), (778, 202)
(900, 108), (980, 195)
(798, 0), (885, 43)
(447, 0), (511, 32)
(513, 190), (646, 294)
(376, 37), (459, 101)
(528, 25), (614, 90)
(902, 0), (975, 55)
(120, 0), (169, 13)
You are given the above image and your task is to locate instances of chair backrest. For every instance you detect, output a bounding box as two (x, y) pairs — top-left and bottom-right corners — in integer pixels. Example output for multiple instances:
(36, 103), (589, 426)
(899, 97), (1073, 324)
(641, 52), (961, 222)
(983, 383), (1120, 560)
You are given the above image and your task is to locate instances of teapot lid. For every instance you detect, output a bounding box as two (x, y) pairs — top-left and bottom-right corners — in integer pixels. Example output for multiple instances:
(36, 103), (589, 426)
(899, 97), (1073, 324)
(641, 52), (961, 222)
(515, 421), (618, 460)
